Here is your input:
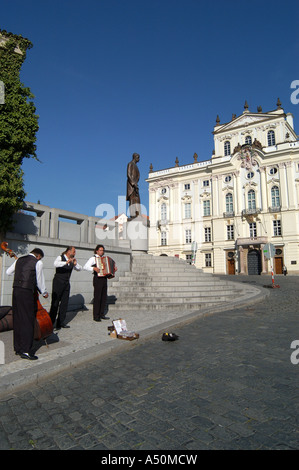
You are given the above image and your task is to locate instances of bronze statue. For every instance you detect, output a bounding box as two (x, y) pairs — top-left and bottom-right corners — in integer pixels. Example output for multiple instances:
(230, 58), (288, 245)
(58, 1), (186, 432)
(127, 153), (141, 218)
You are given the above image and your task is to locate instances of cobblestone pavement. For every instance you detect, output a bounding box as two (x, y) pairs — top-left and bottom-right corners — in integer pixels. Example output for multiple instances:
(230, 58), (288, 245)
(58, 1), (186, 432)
(0, 275), (298, 450)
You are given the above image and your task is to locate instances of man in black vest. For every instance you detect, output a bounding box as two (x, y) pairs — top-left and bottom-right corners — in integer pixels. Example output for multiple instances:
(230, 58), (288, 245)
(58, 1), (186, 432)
(6, 248), (48, 360)
(83, 244), (117, 322)
(50, 246), (82, 329)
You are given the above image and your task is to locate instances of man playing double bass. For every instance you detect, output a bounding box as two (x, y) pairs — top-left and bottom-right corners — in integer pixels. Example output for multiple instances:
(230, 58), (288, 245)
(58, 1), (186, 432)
(6, 248), (48, 360)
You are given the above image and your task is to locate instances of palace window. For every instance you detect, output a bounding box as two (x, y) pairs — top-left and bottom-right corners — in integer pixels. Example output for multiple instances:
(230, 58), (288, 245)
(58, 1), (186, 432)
(224, 141), (231, 156)
(185, 229), (192, 244)
(203, 179), (210, 187)
(161, 231), (167, 246)
(249, 222), (257, 238)
(184, 203), (191, 218)
(203, 200), (211, 216)
(273, 220), (282, 236)
(204, 227), (211, 242)
(248, 189), (256, 210)
(267, 130), (276, 146)
(227, 225), (234, 240)
(271, 186), (280, 208)
(184, 183), (190, 190)
(245, 135), (252, 145)
(161, 203), (167, 221)
(225, 193), (233, 213)
(205, 253), (212, 267)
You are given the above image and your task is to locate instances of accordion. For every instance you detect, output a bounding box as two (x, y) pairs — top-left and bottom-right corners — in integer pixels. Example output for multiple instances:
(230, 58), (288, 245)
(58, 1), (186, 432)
(95, 256), (116, 278)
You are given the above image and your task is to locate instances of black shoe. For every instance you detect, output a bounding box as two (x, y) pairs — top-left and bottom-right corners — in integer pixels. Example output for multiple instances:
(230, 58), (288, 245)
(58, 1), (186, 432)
(20, 352), (38, 360)
(94, 318), (101, 322)
(61, 324), (70, 328)
(100, 316), (110, 320)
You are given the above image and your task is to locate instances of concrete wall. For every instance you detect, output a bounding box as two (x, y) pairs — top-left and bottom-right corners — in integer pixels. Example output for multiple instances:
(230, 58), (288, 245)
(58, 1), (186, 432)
(0, 202), (132, 310)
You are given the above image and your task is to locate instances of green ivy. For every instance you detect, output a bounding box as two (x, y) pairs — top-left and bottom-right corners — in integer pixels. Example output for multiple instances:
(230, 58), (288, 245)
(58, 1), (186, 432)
(0, 29), (39, 235)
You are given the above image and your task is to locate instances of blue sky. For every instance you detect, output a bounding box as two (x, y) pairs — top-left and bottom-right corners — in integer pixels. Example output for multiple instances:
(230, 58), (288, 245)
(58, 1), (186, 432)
(1, 0), (299, 218)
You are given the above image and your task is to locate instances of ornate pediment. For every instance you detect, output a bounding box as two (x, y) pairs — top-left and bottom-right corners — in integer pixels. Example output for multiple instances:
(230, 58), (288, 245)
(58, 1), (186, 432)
(267, 177), (279, 185)
(215, 113), (278, 134)
(243, 181), (258, 189)
(199, 191), (210, 199)
(157, 195), (169, 203)
(222, 185), (234, 192)
(181, 195), (192, 202)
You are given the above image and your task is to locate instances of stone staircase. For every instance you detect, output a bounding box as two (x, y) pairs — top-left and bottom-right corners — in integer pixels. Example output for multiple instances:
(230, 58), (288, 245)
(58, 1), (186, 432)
(106, 254), (258, 313)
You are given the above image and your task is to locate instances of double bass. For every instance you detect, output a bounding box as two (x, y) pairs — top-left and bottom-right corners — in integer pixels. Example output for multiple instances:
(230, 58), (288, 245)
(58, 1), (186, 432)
(1, 242), (53, 341)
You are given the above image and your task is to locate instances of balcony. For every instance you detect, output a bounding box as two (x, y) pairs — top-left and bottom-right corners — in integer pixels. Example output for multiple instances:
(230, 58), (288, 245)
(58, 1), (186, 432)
(241, 208), (261, 217)
(223, 211), (235, 218)
(269, 206), (281, 213)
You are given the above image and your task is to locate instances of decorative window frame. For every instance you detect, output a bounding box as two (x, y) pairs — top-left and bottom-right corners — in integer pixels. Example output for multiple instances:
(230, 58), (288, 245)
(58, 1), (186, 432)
(267, 130), (276, 146)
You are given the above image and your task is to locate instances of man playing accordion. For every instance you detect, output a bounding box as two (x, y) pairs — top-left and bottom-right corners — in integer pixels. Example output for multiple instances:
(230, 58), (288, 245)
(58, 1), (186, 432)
(83, 245), (117, 322)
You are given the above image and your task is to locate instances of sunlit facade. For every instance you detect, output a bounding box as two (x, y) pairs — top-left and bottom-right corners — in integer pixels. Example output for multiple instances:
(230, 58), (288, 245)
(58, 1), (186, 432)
(147, 101), (299, 275)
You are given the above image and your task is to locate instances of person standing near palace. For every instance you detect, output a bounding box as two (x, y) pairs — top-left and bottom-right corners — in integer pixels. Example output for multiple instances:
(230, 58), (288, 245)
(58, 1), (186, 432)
(83, 244), (116, 322)
(6, 248), (48, 360)
(50, 246), (82, 330)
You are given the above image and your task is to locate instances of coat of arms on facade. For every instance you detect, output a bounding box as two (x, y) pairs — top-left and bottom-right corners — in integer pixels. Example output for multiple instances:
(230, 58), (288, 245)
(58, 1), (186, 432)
(237, 145), (258, 170)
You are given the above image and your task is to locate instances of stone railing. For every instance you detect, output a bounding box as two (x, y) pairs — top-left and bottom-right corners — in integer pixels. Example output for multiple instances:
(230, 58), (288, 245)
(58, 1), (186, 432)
(13, 201), (125, 245)
(0, 201), (132, 308)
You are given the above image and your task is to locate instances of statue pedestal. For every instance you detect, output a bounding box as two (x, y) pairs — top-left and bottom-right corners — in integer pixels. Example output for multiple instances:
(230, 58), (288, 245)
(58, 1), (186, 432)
(125, 216), (148, 253)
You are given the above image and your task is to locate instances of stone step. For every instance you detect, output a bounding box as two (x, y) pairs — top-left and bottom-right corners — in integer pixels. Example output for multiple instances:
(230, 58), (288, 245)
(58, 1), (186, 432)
(108, 288), (242, 300)
(130, 268), (204, 275)
(107, 300), (224, 311)
(108, 294), (236, 304)
(107, 254), (245, 313)
(114, 271), (217, 280)
(109, 282), (241, 295)
(131, 259), (200, 268)
(111, 278), (230, 288)
(131, 258), (199, 265)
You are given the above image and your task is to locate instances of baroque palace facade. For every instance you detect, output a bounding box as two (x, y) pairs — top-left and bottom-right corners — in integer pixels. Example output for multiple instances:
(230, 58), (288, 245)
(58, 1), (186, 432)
(146, 100), (299, 275)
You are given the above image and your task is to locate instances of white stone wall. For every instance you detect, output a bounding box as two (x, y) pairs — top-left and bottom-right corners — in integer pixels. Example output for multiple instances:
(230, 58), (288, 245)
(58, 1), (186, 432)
(147, 105), (299, 275)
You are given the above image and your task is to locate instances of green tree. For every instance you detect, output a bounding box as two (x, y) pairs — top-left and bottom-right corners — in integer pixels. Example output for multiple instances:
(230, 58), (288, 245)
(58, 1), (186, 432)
(0, 29), (39, 236)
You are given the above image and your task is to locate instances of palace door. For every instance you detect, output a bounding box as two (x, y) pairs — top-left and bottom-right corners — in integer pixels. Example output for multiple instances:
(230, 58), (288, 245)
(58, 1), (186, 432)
(227, 259), (235, 275)
(248, 249), (261, 275)
(275, 257), (283, 274)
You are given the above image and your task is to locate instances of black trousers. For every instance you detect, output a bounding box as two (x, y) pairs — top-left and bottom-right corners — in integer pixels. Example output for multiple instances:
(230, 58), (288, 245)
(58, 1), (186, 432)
(93, 276), (107, 320)
(50, 277), (70, 326)
(12, 287), (36, 354)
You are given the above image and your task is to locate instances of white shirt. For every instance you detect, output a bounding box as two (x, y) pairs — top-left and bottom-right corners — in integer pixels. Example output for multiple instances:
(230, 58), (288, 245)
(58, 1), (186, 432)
(83, 254), (100, 272)
(54, 254), (82, 271)
(6, 253), (48, 296)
